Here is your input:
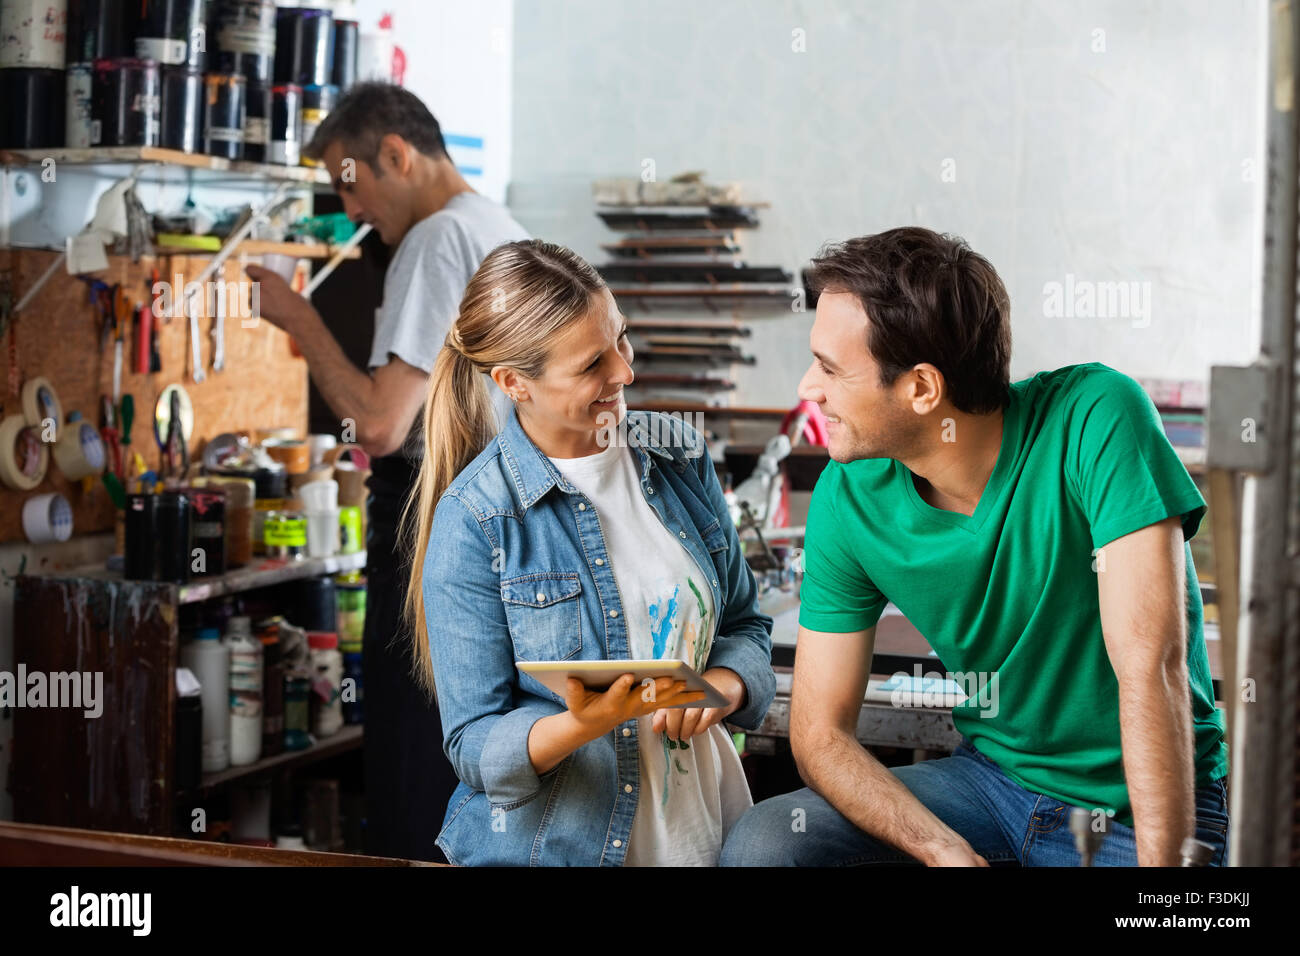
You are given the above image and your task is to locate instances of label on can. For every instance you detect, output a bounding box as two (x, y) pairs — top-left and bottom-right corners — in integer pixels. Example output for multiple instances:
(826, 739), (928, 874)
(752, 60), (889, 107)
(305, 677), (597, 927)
(65, 66), (94, 149)
(195, 520), (223, 539)
(136, 37), (188, 65)
(208, 126), (244, 143)
(245, 116), (269, 145)
(301, 107), (327, 154)
(270, 141), (300, 165)
(264, 514), (307, 547)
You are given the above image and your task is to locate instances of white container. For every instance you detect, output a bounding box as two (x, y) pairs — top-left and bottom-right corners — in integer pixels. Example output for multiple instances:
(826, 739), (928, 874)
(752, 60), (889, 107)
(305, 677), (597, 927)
(259, 253), (297, 283)
(305, 509), (340, 557)
(309, 632), (343, 738)
(180, 629), (230, 772)
(227, 616), (263, 766)
(298, 479), (337, 511)
(307, 434), (336, 467)
(0, 0), (67, 69)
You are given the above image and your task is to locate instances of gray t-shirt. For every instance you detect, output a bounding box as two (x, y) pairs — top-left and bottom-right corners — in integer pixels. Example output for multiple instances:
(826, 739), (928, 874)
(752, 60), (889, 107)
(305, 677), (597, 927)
(370, 191), (530, 438)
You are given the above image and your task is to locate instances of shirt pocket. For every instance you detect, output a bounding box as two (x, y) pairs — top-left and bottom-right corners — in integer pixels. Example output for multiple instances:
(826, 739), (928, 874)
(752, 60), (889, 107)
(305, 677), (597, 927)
(700, 518), (729, 555)
(501, 572), (584, 662)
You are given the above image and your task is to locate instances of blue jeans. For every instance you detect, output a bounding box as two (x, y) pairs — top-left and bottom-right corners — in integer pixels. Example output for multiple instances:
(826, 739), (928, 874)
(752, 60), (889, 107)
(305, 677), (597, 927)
(720, 737), (1229, 866)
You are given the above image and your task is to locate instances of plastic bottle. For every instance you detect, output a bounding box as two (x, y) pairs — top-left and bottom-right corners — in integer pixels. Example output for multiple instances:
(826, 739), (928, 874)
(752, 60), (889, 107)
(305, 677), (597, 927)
(227, 616), (264, 766)
(180, 627), (230, 772)
(308, 631), (343, 738)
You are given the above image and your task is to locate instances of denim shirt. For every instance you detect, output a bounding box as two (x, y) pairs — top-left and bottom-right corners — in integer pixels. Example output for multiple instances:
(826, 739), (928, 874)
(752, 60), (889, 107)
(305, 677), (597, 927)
(423, 407), (776, 866)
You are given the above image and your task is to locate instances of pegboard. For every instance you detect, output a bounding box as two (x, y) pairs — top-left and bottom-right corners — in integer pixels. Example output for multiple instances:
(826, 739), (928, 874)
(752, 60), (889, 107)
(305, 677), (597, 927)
(0, 248), (308, 544)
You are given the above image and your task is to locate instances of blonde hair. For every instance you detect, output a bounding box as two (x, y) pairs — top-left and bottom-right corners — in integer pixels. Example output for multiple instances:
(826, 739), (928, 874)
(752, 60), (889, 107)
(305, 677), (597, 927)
(401, 239), (606, 697)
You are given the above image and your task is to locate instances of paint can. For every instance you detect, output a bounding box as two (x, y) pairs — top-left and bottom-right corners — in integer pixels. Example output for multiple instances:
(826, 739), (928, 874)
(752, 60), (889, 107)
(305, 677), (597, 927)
(159, 64), (203, 152)
(273, 6), (333, 86)
(186, 486), (226, 576)
(157, 489), (192, 583)
(202, 70), (245, 159)
(0, 0), (66, 69)
(242, 77), (271, 161)
(134, 0), (209, 70)
(1, 67), (64, 148)
(269, 81), (301, 165)
(65, 0), (126, 63)
(298, 82), (336, 167)
(124, 493), (159, 580)
(91, 57), (160, 146)
(64, 62), (94, 148)
(331, 19), (357, 92)
(215, 0), (275, 83)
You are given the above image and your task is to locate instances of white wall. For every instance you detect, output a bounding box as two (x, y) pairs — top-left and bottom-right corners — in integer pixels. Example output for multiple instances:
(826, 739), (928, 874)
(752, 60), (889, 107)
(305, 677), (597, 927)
(510, 0), (1267, 405)
(353, 0), (514, 203)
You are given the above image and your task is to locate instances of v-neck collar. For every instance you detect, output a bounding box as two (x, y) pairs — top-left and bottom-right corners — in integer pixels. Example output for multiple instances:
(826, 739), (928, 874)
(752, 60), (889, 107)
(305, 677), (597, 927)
(900, 391), (1020, 534)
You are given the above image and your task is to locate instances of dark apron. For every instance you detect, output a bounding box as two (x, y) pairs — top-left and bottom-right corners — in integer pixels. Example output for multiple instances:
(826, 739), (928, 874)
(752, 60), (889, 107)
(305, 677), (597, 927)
(362, 453), (457, 862)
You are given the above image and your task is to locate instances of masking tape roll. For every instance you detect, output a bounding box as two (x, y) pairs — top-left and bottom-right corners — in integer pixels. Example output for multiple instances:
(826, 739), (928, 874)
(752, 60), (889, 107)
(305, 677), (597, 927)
(21, 377), (63, 440)
(52, 420), (107, 480)
(22, 492), (73, 544)
(0, 414), (50, 491)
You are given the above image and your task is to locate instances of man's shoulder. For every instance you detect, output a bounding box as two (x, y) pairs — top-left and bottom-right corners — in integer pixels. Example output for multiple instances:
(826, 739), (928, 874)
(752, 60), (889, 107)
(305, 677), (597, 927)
(1016, 362), (1146, 410)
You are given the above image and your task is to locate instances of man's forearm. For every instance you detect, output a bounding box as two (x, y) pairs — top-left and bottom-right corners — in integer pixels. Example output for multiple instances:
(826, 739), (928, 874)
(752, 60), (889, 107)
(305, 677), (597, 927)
(1118, 663), (1196, 866)
(797, 726), (970, 864)
(283, 310), (377, 435)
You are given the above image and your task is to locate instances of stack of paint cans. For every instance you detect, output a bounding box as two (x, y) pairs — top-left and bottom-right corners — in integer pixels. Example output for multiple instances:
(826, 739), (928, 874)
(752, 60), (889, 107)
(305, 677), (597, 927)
(216, 0), (275, 161)
(273, 5), (337, 167)
(132, 0), (207, 152)
(0, 0), (68, 148)
(65, 0), (127, 148)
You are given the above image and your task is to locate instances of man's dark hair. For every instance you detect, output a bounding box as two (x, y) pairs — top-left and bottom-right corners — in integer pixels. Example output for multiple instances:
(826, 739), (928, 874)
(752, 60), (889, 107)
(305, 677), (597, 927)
(303, 82), (449, 168)
(806, 227), (1012, 414)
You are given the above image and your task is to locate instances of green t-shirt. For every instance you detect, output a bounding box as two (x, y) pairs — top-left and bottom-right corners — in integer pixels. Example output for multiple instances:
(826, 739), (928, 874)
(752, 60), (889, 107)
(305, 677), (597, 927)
(799, 362), (1228, 827)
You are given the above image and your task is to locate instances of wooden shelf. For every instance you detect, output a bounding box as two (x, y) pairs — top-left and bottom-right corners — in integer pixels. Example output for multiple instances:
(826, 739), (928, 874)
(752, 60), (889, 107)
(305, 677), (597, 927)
(1, 145), (329, 186)
(154, 239), (362, 260)
(180, 724), (364, 795)
(43, 550), (367, 605)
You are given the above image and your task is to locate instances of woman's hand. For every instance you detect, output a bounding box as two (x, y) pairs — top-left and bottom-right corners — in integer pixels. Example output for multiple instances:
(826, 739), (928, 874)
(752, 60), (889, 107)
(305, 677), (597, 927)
(564, 674), (706, 739)
(651, 666), (746, 743)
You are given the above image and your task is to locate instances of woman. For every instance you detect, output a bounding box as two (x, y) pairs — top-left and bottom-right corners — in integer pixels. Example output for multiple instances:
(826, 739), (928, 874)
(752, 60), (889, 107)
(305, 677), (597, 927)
(403, 239), (775, 866)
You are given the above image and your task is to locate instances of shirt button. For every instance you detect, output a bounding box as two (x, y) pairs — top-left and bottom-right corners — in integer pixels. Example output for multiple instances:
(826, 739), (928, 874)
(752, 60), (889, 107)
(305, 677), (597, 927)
(595, 558), (604, 566)
(622, 728), (631, 737)
(609, 609), (618, 618)
(647, 486), (655, 494)
(679, 531), (687, 539)
(612, 840), (622, 848)
(578, 502), (587, 511)
(712, 579), (718, 586)
(624, 784), (633, 793)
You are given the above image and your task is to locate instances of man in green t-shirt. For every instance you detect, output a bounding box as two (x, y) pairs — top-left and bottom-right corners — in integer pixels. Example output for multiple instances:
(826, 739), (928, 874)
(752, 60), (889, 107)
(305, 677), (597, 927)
(721, 227), (1229, 867)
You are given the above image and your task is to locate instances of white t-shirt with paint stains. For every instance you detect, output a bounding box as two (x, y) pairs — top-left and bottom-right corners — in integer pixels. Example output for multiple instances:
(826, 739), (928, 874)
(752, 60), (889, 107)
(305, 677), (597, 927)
(547, 441), (752, 866)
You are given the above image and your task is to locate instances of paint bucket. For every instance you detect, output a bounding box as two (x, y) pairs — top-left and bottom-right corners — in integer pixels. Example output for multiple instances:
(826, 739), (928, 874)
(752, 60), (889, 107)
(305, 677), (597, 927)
(274, 6), (333, 86)
(331, 19), (357, 92)
(216, 0), (275, 83)
(269, 81), (301, 165)
(242, 77), (271, 161)
(0, 0), (67, 69)
(298, 82), (336, 166)
(159, 64), (204, 152)
(91, 57), (160, 146)
(203, 70), (245, 159)
(64, 62), (94, 148)
(134, 0), (208, 69)
(1, 67), (65, 148)
(66, 0), (126, 64)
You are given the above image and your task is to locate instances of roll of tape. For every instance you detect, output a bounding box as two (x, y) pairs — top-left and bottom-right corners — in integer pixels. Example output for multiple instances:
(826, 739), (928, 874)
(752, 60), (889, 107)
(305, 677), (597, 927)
(265, 439), (311, 474)
(0, 414), (50, 490)
(21, 376), (62, 440)
(52, 420), (106, 480)
(22, 492), (73, 544)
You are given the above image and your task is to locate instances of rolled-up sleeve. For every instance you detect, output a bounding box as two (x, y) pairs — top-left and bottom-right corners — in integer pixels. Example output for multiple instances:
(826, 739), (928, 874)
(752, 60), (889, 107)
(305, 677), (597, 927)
(689, 434), (775, 730)
(424, 491), (561, 805)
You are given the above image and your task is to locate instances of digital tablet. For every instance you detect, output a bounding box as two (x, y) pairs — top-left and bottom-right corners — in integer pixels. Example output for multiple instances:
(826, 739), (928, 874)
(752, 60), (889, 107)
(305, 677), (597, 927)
(516, 659), (730, 709)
